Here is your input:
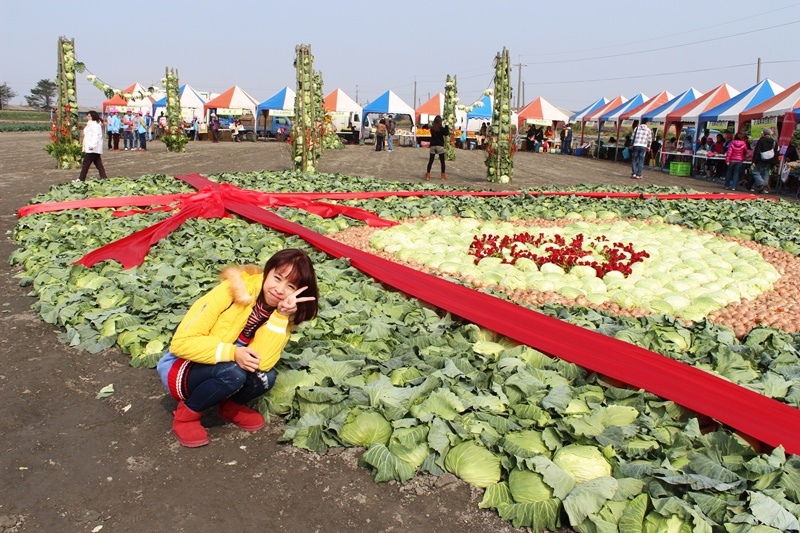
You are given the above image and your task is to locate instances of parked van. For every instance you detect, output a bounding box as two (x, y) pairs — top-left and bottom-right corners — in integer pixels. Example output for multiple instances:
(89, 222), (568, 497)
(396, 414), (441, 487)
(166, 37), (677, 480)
(257, 115), (292, 141)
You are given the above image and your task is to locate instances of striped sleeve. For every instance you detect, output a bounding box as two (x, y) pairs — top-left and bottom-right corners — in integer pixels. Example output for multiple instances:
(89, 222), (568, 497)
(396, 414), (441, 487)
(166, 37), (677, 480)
(249, 312), (292, 372)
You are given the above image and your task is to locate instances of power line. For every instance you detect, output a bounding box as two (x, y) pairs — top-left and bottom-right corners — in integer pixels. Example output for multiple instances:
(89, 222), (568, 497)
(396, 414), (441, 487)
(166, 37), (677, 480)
(535, 3), (800, 57)
(525, 60), (800, 86)
(525, 19), (800, 65)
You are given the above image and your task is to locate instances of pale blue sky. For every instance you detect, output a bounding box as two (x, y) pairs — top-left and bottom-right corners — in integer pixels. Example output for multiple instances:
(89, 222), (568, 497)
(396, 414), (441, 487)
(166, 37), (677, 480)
(1, 0), (799, 112)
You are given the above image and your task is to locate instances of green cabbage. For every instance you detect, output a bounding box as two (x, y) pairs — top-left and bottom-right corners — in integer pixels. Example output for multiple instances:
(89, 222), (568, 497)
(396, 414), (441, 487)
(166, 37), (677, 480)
(444, 441), (501, 488)
(552, 444), (612, 484)
(508, 468), (554, 503)
(339, 410), (392, 447)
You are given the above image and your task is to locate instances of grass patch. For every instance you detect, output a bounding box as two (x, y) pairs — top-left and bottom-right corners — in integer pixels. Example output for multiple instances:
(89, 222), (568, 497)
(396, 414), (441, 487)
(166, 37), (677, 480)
(0, 110), (50, 121)
(0, 122), (51, 132)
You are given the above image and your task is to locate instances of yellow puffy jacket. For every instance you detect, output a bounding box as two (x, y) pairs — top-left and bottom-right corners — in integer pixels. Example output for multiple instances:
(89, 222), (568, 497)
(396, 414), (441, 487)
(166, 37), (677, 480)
(169, 265), (290, 372)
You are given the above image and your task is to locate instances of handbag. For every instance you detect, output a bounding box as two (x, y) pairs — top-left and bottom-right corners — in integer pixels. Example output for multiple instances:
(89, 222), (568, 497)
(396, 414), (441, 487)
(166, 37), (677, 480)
(622, 147), (630, 159)
(761, 148), (775, 159)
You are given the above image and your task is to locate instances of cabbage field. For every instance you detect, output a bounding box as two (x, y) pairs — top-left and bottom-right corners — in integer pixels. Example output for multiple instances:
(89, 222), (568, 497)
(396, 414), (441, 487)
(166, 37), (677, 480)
(11, 170), (800, 532)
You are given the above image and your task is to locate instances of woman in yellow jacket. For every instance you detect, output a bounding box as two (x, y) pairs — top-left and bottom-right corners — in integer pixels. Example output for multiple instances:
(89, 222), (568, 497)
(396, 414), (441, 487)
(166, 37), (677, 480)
(157, 249), (318, 447)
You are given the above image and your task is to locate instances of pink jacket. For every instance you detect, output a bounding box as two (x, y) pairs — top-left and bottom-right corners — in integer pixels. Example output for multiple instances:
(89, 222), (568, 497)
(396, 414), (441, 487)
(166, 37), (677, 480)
(726, 139), (747, 163)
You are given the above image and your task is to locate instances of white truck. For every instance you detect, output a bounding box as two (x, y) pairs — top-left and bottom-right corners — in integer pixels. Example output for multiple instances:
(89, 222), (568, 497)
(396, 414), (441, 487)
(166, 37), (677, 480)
(327, 111), (364, 144)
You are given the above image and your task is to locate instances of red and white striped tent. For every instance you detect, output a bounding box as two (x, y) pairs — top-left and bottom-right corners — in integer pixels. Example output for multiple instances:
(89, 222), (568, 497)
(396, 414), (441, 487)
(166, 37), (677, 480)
(664, 83), (738, 139)
(323, 88), (361, 114)
(516, 96), (569, 129)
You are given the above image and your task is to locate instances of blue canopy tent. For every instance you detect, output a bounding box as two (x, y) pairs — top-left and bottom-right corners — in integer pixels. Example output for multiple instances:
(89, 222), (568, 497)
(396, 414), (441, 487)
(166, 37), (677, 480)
(698, 78), (784, 132)
(465, 94), (493, 136)
(151, 84), (207, 122)
(597, 93), (647, 160)
(361, 90), (415, 141)
(570, 97), (609, 143)
(256, 87), (296, 115)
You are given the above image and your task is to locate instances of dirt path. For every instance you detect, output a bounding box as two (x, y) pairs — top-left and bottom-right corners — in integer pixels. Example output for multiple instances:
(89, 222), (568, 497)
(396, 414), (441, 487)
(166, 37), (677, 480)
(0, 133), (732, 532)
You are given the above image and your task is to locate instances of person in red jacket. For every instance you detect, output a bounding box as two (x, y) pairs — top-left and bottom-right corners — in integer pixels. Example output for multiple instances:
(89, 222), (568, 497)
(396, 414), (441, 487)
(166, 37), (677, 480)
(724, 132), (748, 191)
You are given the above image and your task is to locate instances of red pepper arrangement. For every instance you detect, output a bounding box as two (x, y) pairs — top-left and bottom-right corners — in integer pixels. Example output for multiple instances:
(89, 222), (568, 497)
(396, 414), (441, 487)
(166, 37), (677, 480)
(468, 232), (650, 278)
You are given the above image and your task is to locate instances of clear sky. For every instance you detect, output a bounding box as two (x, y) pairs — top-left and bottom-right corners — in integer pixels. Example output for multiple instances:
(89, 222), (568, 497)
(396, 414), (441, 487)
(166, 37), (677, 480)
(1, 0), (799, 113)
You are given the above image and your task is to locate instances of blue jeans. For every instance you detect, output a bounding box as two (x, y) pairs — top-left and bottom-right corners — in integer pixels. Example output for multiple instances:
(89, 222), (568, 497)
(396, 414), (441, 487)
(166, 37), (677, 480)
(631, 146), (647, 176)
(724, 161), (744, 190)
(562, 140), (571, 155)
(387, 134), (394, 151)
(123, 131), (134, 150)
(751, 162), (770, 190)
(183, 361), (277, 412)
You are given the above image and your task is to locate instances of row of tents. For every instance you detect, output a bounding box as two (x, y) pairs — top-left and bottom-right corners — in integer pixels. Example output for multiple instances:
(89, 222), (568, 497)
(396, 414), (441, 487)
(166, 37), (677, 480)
(567, 78), (800, 145)
(100, 78), (800, 144)
(99, 82), (526, 132)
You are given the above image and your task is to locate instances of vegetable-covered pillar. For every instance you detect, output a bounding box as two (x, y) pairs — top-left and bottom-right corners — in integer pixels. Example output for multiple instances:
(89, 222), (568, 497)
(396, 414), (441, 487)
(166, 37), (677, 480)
(161, 67), (188, 153)
(485, 47), (514, 183)
(291, 44), (321, 173)
(444, 74), (457, 161)
(51, 37), (82, 169)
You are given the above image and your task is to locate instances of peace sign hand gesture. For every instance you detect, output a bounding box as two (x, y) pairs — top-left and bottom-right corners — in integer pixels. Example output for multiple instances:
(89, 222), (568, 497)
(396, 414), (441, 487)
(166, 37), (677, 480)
(276, 286), (315, 316)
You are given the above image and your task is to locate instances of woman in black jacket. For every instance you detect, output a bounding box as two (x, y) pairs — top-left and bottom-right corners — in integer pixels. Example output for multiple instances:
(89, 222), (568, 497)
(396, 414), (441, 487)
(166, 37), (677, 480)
(425, 115), (450, 181)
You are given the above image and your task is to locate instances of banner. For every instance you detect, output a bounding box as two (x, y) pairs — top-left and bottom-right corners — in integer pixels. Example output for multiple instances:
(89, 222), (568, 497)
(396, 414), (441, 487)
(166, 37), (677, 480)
(751, 117), (777, 139)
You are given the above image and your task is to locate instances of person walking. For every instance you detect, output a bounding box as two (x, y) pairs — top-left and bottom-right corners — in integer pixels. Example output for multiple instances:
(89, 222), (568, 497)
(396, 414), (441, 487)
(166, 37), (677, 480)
(77, 111), (108, 181)
(630, 119), (652, 180)
(724, 132), (748, 191)
(425, 115), (450, 181)
(751, 128), (777, 193)
(386, 115), (396, 151)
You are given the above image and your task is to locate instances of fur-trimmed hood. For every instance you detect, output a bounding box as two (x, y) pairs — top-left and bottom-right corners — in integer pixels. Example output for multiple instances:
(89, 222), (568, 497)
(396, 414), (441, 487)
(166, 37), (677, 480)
(219, 265), (263, 306)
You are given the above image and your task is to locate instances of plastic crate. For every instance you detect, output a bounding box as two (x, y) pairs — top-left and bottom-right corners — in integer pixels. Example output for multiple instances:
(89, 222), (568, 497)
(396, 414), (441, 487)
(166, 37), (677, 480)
(669, 161), (691, 177)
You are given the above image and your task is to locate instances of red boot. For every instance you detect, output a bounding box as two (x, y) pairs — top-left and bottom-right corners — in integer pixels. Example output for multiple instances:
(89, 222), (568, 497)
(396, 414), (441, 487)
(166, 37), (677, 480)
(218, 399), (265, 432)
(172, 401), (209, 447)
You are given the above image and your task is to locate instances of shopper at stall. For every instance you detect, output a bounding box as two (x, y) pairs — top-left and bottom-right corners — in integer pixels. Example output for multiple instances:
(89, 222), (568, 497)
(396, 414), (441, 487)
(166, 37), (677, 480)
(630, 118), (652, 180)
(751, 128), (778, 193)
(562, 124), (573, 155)
(724, 132), (748, 191)
(374, 118), (387, 151)
(386, 115), (396, 151)
(210, 114), (221, 143)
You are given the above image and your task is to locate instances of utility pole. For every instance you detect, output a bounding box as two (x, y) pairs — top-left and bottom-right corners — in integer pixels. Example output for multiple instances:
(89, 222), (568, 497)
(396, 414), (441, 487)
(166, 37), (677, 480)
(756, 58), (761, 83)
(514, 58), (527, 109)
(355, 84), (359, 104)
(413, 77), (417, 111)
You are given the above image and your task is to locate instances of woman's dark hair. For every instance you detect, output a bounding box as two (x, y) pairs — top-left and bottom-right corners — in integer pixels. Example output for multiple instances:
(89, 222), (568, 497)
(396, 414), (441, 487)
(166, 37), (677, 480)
(431, 115), (443, 133)
(260, 248), (319, 324)
(87, 110), (100, 122)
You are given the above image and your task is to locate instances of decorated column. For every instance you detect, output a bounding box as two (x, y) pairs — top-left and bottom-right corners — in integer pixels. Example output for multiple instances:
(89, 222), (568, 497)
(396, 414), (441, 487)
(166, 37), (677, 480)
(444, 74), (458, 161)
(485, 47), (514, 183)
(46, 37), (83, 169)
(291, 44), (321, 173)
(161, 67), (188, 153)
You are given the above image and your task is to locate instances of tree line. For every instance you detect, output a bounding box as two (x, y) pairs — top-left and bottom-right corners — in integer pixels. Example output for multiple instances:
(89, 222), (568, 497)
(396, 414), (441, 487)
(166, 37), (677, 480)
(0, 79), (57, 110)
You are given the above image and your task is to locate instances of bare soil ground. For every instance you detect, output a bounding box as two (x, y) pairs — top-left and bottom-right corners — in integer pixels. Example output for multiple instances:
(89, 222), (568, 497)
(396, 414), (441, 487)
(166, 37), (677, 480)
(0, 133), (739, 532)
